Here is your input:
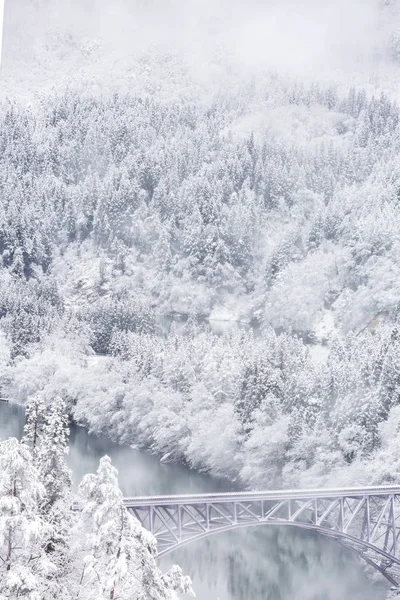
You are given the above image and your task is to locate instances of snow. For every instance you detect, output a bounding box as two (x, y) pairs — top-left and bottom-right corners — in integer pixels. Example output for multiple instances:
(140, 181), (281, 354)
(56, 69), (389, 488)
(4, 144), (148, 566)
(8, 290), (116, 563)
(314, 311), (336, 343)
(2, 5), (400, 598)
(0, 0), (4, 69)
(308, 344), (330, 366)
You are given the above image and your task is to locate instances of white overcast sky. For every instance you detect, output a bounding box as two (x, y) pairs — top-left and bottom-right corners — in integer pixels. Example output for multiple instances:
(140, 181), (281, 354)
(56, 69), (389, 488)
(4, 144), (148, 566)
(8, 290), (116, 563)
(3, 0), (400, 86)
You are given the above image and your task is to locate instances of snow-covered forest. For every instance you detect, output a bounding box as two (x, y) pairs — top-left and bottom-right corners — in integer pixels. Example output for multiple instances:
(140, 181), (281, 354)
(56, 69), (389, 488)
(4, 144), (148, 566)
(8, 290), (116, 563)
(2, 0), (400, 500)
(3, 73), (400, 490)
(5, 1), (400, 598)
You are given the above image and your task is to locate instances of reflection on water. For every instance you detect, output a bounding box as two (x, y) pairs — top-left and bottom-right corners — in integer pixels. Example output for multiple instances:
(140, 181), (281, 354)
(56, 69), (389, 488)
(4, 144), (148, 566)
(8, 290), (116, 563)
(0, 402), (24, 439)
(68, 425), (234, 497)
(160, 527), (389, 600)
(0, 402), (389, 600)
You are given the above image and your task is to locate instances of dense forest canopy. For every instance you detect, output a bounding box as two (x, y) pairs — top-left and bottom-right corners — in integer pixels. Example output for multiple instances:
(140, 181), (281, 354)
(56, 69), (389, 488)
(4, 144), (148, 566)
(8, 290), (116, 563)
(2, 0), (400, 491)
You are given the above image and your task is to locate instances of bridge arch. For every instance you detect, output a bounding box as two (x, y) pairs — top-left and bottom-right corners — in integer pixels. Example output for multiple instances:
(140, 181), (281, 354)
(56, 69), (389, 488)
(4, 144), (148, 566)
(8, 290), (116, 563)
(158, 521), (400, 587)
(125, 486), (400, 589)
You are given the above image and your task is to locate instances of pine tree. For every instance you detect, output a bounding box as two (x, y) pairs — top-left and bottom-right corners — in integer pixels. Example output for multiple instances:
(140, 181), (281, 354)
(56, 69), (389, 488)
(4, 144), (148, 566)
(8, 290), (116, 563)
(38, 397), (71, 509)
(77, 456), (194, 600)
(0, 438), (55, 599)
(37, 397), (74, 595)
(22, 393), (45, 460)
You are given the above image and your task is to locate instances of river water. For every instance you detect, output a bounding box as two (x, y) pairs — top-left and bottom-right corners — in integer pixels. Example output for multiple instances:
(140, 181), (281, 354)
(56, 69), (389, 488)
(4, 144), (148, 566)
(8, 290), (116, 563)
(0, 401), (389, 600)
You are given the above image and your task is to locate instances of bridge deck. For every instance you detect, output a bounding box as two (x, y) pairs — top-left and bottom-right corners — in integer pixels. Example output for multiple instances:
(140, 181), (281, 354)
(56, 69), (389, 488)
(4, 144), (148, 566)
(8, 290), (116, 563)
(124, 485), (400, 507)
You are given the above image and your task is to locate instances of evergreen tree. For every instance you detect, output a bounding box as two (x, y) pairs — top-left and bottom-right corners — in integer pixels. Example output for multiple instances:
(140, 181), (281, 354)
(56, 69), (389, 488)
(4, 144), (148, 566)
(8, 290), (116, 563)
(0, 438), (55, 600)
(38, 396), (71, 510)
(37, 398), (74, 593)
(77, 456), (194, 600)
(22, 393), (45, 460)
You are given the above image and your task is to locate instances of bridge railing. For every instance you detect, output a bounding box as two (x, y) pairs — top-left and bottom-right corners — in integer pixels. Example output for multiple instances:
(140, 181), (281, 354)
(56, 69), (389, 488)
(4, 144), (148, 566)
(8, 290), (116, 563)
(123, 485), (400, 506)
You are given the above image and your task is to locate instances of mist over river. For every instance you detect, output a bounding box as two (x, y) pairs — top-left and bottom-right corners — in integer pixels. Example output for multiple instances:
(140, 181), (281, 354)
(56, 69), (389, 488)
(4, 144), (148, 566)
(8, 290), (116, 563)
(0, 402), (388, 600)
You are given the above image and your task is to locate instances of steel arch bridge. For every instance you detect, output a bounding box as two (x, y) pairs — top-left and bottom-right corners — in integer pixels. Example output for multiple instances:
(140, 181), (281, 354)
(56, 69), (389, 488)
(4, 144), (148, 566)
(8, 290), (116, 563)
(125, 486), (400, 589)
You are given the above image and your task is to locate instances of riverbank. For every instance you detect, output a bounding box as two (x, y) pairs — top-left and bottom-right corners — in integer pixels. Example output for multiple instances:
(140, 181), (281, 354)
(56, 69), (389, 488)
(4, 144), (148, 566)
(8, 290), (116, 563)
(6, 323), (400, 495)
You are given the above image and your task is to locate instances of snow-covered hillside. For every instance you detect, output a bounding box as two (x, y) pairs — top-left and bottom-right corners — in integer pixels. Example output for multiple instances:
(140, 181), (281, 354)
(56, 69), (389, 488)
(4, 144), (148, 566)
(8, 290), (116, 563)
(2, 0), (400, 492)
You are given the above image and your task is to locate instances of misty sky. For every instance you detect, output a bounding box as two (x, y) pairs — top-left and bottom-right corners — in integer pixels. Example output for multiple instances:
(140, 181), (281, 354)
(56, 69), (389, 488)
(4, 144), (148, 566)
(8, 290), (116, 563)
(3, 0), (400, 90)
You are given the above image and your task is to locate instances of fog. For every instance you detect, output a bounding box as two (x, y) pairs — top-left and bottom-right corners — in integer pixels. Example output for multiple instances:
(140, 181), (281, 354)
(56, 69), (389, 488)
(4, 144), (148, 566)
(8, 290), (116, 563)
(3, 0), (400, 91)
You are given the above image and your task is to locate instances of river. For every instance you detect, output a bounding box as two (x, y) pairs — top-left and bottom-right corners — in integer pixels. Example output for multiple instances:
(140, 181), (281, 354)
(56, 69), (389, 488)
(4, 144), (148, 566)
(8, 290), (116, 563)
(0, 401), (389, 600)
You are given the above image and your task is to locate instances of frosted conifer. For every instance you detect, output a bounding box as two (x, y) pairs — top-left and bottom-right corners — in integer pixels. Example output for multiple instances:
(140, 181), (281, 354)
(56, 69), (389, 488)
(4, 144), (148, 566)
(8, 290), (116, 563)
(22, 393), (45, 460)
(38, 397), (74, 596)
(0, 438), (55, 599)
(77, 456), (194, 600)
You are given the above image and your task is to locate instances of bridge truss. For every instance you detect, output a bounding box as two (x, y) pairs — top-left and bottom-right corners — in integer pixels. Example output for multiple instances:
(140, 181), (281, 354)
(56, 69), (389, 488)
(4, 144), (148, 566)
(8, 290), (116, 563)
(125, 486), (400, 588)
